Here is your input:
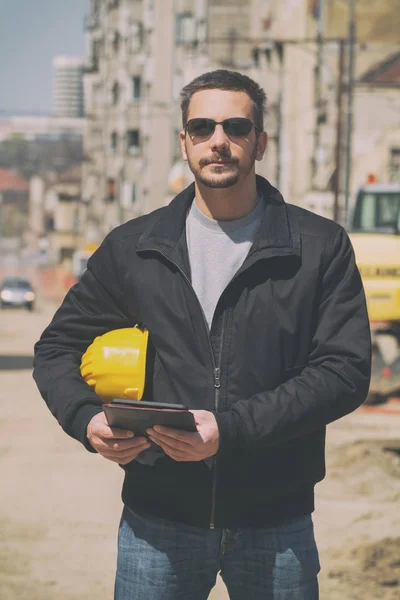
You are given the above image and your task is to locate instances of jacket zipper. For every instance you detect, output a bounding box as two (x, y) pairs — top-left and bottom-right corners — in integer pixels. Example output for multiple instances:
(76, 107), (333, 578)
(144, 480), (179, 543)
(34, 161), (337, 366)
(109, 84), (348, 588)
(209, 313), (226, 529)
(141, 247), (225, 529)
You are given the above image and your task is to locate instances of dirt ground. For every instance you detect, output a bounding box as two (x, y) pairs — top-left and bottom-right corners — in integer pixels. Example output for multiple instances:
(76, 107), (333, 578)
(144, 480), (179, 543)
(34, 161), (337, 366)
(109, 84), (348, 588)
(1, 300), (400, 599)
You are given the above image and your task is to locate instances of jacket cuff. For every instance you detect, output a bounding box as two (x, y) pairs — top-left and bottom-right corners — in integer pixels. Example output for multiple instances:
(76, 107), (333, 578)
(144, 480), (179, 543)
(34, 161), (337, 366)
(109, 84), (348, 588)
(214, 410), (240, 454)
(68, 401), (104, 452)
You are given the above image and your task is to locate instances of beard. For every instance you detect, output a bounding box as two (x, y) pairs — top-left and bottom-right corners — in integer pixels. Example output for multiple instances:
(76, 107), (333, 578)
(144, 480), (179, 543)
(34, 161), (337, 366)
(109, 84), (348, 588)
(186, 148), (257, 189)
(196, 168), (240, 189)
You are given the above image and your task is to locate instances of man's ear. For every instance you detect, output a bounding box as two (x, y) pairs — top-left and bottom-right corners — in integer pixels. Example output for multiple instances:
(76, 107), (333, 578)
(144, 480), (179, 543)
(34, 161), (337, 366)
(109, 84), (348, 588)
(180, 131), (188, 161)
(256, 131), (268, 161)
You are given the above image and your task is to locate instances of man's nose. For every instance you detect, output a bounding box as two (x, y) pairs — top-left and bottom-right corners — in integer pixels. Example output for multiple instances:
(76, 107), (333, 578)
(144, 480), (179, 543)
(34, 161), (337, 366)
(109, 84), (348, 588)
(209, 123), (229, 151)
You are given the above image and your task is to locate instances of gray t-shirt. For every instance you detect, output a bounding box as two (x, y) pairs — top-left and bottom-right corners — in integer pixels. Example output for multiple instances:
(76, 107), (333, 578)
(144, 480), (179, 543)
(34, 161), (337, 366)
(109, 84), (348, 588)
(186, 196), (264, 329)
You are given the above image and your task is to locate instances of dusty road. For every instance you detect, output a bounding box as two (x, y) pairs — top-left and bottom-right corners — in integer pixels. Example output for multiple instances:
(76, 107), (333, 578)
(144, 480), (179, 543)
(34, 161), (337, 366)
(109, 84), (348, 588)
(1, 300), (400, 599)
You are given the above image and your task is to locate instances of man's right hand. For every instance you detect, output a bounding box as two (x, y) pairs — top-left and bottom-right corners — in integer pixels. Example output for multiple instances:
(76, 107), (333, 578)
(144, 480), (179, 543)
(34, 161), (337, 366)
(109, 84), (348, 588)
(87, 412), (150, 464)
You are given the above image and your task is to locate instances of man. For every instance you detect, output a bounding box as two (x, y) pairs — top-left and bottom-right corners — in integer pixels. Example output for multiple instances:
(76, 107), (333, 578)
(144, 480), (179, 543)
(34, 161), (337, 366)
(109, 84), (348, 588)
(33, 70), (371, 599)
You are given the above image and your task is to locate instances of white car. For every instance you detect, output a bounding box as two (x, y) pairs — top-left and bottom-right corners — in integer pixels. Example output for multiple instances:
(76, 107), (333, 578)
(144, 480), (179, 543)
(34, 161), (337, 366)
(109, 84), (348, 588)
(0, 277), (35, 311)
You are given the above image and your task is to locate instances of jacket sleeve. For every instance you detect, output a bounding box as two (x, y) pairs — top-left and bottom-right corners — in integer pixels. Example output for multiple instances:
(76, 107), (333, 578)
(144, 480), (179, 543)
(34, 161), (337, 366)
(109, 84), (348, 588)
(33, 238), (134, 450)
(215, 227), (372, 452)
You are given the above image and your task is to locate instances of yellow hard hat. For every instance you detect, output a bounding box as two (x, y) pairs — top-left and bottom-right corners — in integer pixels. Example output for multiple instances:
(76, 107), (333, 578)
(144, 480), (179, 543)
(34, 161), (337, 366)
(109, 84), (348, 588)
(80, 326), (149, 401)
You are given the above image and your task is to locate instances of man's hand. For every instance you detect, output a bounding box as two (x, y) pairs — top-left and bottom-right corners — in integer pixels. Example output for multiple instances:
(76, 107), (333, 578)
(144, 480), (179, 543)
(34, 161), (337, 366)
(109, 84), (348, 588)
(146, 410), (219, 462)
(87, 412), (150, 464)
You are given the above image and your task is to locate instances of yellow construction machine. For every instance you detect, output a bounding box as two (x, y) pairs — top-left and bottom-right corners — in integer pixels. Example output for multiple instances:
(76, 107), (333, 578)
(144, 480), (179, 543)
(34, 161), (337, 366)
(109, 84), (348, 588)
(347, 178), (400, 403)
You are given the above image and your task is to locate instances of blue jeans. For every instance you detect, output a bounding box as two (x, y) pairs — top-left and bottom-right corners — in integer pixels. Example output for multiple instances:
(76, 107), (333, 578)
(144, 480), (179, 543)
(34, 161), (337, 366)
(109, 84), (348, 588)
(115, 507), (320, 600)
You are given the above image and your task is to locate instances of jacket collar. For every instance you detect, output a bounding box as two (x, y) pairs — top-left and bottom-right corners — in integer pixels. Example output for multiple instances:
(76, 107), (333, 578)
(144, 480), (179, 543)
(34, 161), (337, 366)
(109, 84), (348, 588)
(137, 175), (300, 261)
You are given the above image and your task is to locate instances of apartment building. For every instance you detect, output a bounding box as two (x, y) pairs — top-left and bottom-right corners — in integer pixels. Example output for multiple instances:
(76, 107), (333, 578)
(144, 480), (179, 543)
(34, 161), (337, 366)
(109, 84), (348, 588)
(82, 0), (280, 241)
(29, 165), (85, 264)
(82, 0), (345, 238)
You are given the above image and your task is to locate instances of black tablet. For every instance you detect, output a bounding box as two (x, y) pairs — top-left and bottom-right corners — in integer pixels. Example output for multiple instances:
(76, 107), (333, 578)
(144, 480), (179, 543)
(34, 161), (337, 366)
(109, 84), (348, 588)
(110, 399), (190, 411)
(103, 399), (197, 436)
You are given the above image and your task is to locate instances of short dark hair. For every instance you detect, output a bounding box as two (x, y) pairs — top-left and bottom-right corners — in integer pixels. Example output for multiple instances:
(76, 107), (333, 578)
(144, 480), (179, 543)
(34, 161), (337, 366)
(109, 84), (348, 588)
(180, 69), (267, 131)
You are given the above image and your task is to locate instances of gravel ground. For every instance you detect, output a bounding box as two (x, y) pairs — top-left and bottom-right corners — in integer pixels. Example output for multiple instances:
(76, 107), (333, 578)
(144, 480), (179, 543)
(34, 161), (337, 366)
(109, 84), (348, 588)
(1, 300), (399, 599)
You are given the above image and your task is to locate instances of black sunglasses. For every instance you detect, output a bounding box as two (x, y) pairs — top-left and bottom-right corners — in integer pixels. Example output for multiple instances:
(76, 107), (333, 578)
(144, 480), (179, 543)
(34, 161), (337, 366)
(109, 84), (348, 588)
(185, 118), (260, 139)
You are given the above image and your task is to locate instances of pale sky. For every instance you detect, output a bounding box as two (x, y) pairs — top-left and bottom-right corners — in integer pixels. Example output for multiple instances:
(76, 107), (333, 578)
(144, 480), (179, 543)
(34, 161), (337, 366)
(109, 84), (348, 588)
(0, 0), (87, 115)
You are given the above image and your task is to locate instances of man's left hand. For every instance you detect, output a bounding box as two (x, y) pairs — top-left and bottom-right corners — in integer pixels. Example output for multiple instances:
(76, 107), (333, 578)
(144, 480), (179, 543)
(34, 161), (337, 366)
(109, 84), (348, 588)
(146, 410), (219, 462)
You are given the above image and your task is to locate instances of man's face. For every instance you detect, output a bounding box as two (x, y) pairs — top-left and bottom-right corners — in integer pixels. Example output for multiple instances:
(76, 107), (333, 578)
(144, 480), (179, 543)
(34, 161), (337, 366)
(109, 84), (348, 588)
(180, 89), (267, 189)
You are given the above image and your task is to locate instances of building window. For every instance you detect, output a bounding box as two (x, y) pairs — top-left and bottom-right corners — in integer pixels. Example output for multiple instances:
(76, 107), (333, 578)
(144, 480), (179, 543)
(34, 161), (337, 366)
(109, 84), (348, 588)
(122, 181), (138, 208)
(58, 194), (79, 203)
(107, 0), (120, 10)
(87, 39), (101, 72)
(127, 129), (140, 154)
(131, 182), (137, 204)
(389, 148), (400, 183)
(132, 76), (142, 100)
(112, 30), (121, 52)
(112, 82), (119, 105)
(111, 131), (118, 152)
(175, 13), (195, 45)
(44, 213), (55, 232)
(106, 178), (116, 202)
(60, 247), (75, 261)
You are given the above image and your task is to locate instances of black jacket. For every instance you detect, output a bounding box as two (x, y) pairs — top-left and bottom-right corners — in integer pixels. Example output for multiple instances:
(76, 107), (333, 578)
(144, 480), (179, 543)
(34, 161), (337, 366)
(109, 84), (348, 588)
(33, 176), (371, 528)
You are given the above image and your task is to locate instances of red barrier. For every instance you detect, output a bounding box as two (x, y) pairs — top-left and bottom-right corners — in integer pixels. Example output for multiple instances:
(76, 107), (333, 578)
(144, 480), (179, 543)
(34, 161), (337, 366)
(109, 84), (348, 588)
(39, 266), (77, 301)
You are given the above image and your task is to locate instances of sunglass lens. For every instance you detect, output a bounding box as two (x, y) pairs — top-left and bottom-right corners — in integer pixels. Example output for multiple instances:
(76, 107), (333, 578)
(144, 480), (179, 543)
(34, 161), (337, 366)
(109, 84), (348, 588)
(225, 119), (253, 136)
(186, 118), (254, 137)
(187, 119), (214, 137)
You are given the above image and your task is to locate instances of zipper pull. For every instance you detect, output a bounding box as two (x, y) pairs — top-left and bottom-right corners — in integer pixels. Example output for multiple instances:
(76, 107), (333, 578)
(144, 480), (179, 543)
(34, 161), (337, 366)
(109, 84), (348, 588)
(214, 367), (221, 388)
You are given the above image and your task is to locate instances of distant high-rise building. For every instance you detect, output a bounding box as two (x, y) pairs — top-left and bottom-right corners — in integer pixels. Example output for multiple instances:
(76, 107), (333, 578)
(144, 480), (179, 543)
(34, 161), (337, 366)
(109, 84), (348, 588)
(52, 56), (85, 118)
